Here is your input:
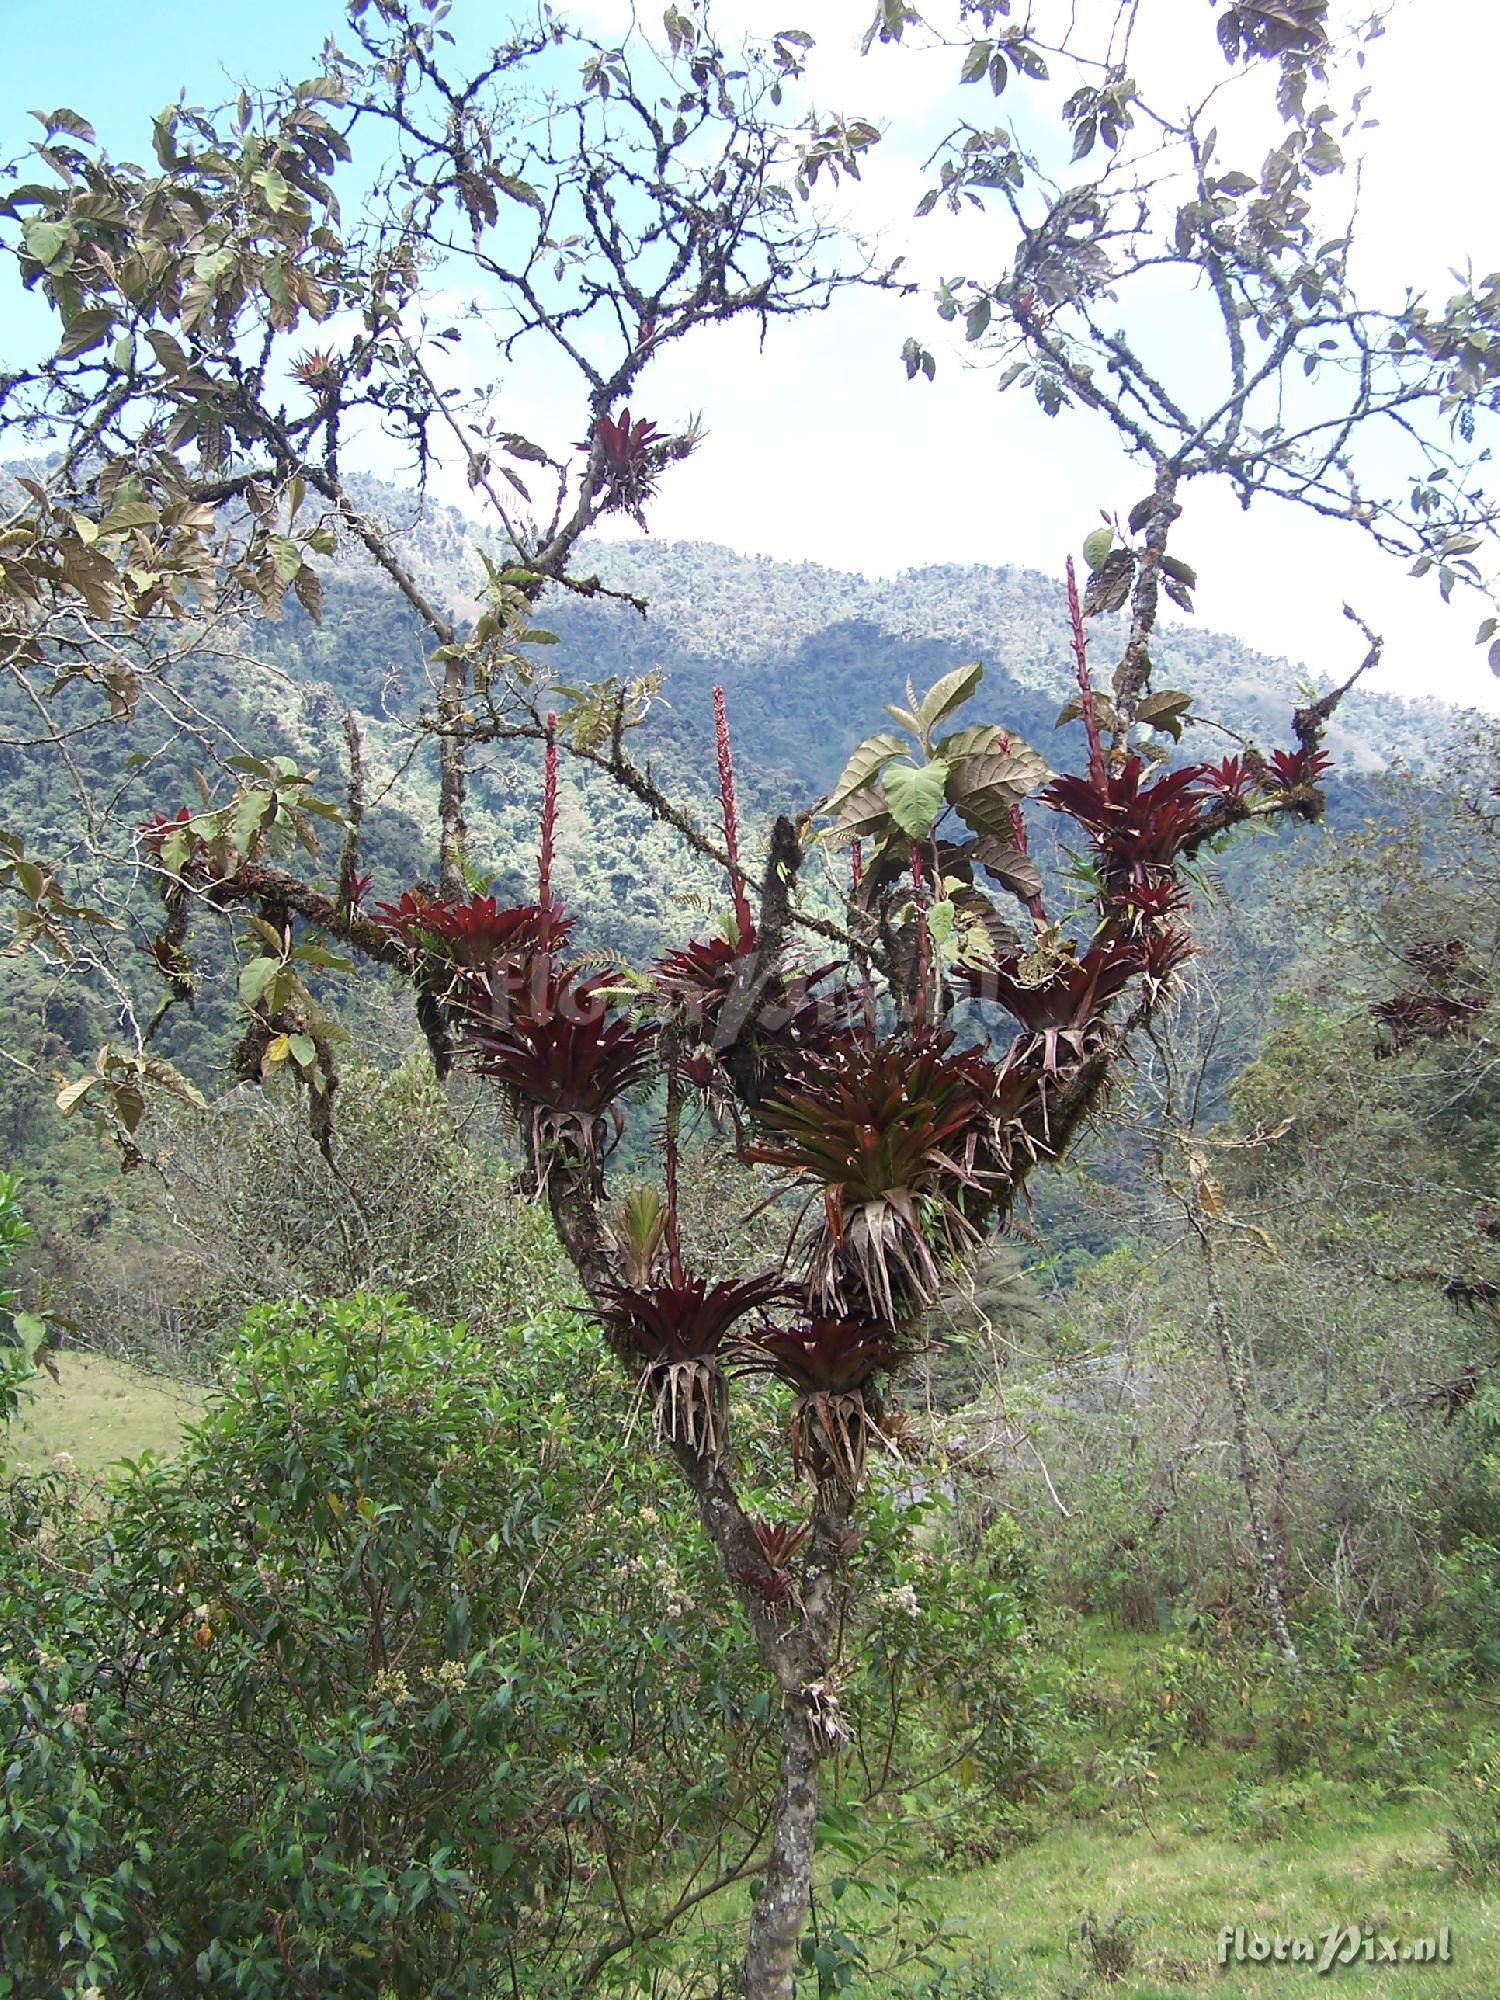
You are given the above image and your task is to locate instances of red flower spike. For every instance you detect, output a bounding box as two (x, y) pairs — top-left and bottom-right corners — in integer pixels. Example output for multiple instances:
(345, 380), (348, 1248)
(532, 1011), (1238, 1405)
(539, 712), (558, 909)
(1065, 555), (1107, 791)
(713, 685), (754, 944)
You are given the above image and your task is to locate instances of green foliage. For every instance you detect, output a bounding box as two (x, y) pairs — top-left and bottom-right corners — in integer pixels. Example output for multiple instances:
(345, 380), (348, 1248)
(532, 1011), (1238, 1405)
(0, 1293), (780, 1997)
(0, 1288), (1061, 1998)
(0, 1171), (46, 1437)
(54, 1047), (567, 1369)
(1446, 1739), (1500, 1883)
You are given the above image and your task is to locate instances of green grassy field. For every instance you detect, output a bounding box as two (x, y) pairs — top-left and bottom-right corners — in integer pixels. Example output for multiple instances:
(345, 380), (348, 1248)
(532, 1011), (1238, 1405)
(5, 1346), (201, 1472)
(906, 1766), (1499, 1997)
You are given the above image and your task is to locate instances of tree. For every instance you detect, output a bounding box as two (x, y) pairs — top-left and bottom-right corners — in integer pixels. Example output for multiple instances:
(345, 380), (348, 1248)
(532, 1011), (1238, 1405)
(883, 0), (1500, 665)
(1, 2), (1493, 1993)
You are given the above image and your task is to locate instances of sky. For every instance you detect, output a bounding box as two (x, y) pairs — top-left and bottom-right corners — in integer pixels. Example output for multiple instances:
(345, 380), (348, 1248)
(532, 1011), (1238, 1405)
(2, 0), (1498, 716)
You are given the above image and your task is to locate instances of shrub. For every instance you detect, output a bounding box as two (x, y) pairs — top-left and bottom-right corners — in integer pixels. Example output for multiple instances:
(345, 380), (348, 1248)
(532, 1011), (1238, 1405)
(1446, 1740), (1500, 1883)
(0, 1294), (775, 1998)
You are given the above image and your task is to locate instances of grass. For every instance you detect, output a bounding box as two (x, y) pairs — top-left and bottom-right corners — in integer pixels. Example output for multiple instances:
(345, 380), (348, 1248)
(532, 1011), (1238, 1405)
(869, 1627), (1500, 1999)
(914, 1770), (1500, 1997)
(5, 1346), (202, 1472)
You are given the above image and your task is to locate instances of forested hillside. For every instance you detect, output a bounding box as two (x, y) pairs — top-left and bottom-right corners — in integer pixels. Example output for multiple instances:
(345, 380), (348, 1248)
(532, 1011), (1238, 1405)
(0, 484), (1456, 1235)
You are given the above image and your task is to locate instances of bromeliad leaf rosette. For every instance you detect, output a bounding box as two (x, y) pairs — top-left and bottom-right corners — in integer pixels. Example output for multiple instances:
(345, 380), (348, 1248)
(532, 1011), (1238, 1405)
(740, 1029), (1003, 1321)
(652, 925), (859, 1108)
(372, 891), (576, 1072)
(730, 1316), (917, 1489)
(594, 1268), (792, 1460)
(465, 959), (656, 1184)
(963, 938), (1143, 1078)
(1040, 755), (1211, 891)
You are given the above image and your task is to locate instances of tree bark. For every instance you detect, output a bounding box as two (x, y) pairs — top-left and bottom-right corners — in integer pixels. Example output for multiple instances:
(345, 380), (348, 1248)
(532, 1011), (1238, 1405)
(744, 1692), (823, 2000)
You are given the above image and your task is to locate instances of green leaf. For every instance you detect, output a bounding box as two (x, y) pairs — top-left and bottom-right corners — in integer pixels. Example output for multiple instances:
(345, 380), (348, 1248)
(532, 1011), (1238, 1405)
(960, 40), (992, 82)
(145, 329), (190, 375)
(141, 1054), (208, 1111)
(55, 1077), (94, 1115)
(968, 838), (1043, 904)
(268, 536), (303, 585)
(946, 745), (1050, 834)
(22, 219), (72, 270)
(965, 297), (991, 341)
(56, 307), (115, 358)
(883, 759), (949, 838)
(927, 899), (955, 950)
(882, 702), (923, 737)
(1136, 689), (1193, 741)
(287, 1033), (317, 1070)
(11, 1310), (47, 1359)
(33, 106), (97, 145)
(238, 956), (281, 1009)
(98, 500), (159, 534)
(1082, 526), (1115, 573)
(231, 790), (272, 858)
(827, 732), (907, 813)
(936, 723), (1006, 761)
(496, 173), (546, 215)
(919, 662), (984, 734)
(821, 784), (894, 847)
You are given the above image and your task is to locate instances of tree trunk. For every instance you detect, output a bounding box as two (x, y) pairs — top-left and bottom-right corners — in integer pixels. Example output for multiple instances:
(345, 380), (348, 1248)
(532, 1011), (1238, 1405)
(743, 1689), (824, 2000)
(1194, 1219), (1300, 1669)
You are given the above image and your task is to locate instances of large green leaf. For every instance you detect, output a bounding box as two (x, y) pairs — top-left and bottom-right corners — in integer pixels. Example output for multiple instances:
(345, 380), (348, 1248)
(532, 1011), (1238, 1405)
(936, 722), (1006, 761)
(822, 784), (894, 847)
(1082, 525), (1115, 573)
(884, 759), (950, 838)
(238, 956), (281, 1009)
(968, 837), (1044, 904)
(56, 307), (115, 358)
(1136, 689), (1193, 741)
(946, 746), (1049, 835)
(918, 661), (983, 734)
(826, 732), (907, 813)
